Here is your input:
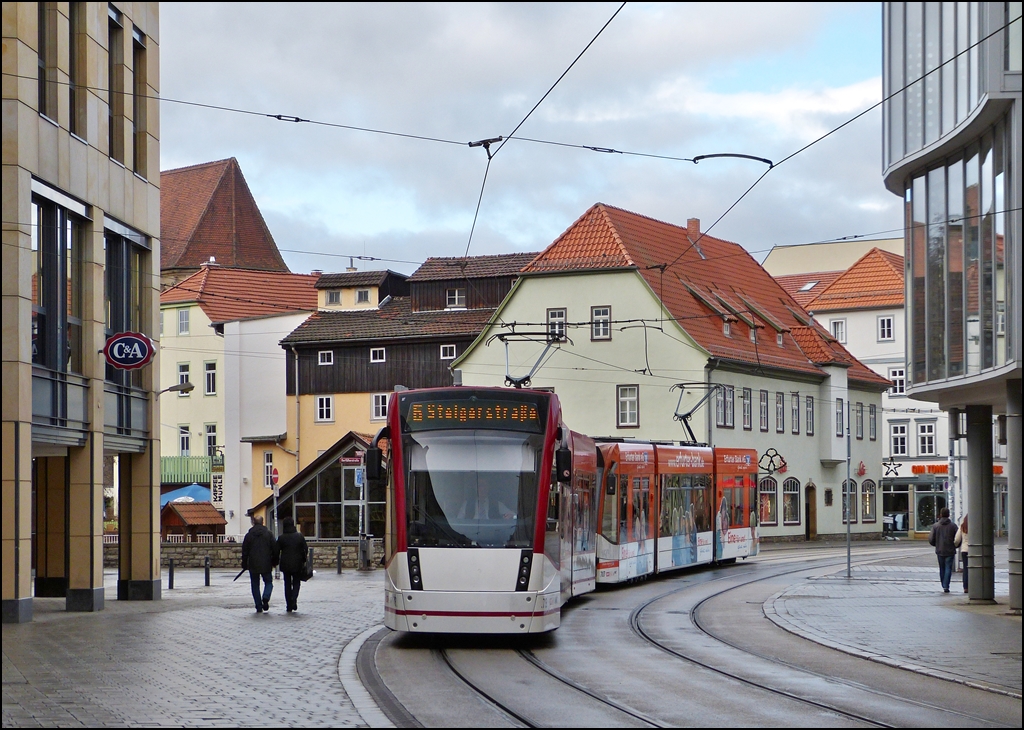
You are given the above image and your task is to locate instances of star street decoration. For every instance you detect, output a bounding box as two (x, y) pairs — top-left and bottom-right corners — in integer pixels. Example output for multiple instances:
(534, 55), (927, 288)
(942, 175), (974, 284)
(759, 448), (787, 475)
(884, 456), (902, 477)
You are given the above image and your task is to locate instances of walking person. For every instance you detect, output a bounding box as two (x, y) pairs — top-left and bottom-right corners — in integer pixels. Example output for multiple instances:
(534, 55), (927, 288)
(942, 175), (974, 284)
(928, 507), (958, 593)
(955, 514), (968, 594)
(277, 516), (308, 613)
(241, 515), (279, 613)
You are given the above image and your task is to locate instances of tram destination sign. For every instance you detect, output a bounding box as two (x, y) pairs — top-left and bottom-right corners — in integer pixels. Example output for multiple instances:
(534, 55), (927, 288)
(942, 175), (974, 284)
(399, 390), (547, 433)
(103, 332), (155, 370)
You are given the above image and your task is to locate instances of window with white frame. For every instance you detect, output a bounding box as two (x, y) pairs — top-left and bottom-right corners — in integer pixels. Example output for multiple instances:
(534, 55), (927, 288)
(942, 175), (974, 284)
(370, 347), (385, 363)
(179, 426), (190, 456)
(775, 392), (785, 433)
(617, 385), (639, 428)
(205, 424), (217, 457)
(783, 478), (801, 524)
(891, 423), (908, 455)
(318, 350), (333, 366)
(177, 363), (190, 396)
(316, 396), (334, 422)
(888, 367), (906, 395)
(842, 479), (858, 523)
(791, 393), (800, 434)
(264, 452), (274, 488)
(877, 315), (894, 341)
(177, 308), (189, 335)
(861, 480), (877, 522)
(918, 422), (936, 455)
(836, 398), (844, 437)
(759, 390), (769, 432)
(326, 290), (341, 305)
(829, 318), (846, 343)
(547, 308), (566, 341)
(356, 289), (370, 304)
(856, 402), (864, 439)
(869, 404), (877, 440)
(716, 386), (734, 428)
(591, 306), (611, 340)
(446, 288), (466, 308)
(759, 477), (778, 526)
(205, 361), (216, 395)
(372, 393), (389, 420)
(724, 386), (734, 427)
(806, 395), (814, 435)
(742, 388), (752, 430)
(440, 344), (456, 360)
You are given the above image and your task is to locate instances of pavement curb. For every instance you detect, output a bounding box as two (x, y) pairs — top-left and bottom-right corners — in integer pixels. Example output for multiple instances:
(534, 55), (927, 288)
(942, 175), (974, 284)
(339, 624), (396, 728)
(763, 588), (1022, 700)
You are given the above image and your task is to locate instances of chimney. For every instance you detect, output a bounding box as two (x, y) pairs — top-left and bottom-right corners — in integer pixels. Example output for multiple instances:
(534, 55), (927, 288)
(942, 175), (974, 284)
(687, 218), (700, 238)
(346, 256), (357, 273)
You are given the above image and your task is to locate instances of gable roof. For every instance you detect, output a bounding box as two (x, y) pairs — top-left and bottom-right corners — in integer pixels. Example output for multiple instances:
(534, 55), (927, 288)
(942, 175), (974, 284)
(408, 253), (538, 281)
(522, 203), (890, 388)
(160, 158), (289, 273)
(161, 501), (228, 526)
(803, 247), (905, 312)
(280, 297), (494, 346)
(161, 265), (319, 324)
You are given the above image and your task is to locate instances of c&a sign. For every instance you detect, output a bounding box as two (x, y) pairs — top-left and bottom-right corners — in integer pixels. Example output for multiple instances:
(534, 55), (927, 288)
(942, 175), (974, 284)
(103, 332), (155, 370)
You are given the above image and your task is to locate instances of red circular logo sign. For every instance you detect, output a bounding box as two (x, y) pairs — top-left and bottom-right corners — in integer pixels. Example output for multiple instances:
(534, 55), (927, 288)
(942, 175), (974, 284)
(103, 332), (155, 370)
(271, 468), (279, 485)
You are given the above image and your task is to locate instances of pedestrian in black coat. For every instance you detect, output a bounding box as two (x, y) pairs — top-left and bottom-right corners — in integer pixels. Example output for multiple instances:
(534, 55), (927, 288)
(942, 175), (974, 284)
(277, 516), (308, 613)
(241, 515), (279, 613)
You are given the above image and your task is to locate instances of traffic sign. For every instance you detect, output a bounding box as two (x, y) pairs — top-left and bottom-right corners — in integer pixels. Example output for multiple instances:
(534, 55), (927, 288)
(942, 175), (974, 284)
(271, 468), (279, 485)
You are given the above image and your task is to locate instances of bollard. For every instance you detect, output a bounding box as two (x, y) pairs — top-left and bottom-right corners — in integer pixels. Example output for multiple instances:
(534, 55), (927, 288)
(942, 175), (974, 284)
(337, 544), (343, 574)
(168, 558), (175, 590)
(205, 555), (211, 586)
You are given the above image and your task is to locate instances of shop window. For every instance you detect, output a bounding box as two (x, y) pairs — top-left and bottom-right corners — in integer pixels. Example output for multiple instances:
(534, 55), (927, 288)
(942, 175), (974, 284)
(861, 480), (877, 523)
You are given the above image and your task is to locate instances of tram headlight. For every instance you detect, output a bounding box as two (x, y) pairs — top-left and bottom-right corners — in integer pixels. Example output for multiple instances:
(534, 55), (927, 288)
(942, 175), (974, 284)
(407, 548), (423, 590)
(515, 549), (533, 592)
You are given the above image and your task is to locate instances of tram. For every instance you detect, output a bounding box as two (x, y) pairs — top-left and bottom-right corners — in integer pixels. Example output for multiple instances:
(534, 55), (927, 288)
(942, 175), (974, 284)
(365, 386), (760, 634)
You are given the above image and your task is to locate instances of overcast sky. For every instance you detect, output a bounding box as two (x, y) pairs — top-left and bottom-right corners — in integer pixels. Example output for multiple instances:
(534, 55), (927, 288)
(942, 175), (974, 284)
(160, 2), (902, 276)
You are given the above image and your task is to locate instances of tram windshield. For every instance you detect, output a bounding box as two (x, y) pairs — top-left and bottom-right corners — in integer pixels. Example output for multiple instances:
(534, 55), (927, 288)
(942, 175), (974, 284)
(403, 430), (543, 548)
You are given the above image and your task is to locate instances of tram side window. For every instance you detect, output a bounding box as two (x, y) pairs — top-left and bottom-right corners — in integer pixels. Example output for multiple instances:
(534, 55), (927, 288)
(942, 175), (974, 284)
(692, 474), (711, 532)
(601, 467), (618, 542)
(619, 474), (629, 543)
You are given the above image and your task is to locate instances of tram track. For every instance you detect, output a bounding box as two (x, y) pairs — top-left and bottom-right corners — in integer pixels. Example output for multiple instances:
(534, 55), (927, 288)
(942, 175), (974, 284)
(628, 548), (1016, 728)
(437, 646), (662, 728)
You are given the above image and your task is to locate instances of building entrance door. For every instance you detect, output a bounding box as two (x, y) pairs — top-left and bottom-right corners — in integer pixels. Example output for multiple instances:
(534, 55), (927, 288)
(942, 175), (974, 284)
(804, 484), (817, 540)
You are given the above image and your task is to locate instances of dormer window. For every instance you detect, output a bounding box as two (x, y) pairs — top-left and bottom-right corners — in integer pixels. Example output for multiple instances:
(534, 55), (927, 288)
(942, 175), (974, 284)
(356, 289), (370, 304)
(723, 321), (731, 337)
(326, 290), (341, 305)
(446, 288), (466, 308)
(777, 332), (784, 347)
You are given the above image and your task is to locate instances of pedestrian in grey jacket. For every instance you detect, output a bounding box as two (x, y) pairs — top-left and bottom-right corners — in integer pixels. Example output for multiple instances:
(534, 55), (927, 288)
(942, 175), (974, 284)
(928, 507), (958, 593)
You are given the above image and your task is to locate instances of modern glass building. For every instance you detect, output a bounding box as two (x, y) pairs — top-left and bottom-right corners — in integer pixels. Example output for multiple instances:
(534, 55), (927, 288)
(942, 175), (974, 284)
(882, 2), (1021, 611)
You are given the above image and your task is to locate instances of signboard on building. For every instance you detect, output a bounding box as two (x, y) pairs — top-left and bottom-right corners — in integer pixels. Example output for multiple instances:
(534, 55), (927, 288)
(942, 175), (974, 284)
(103, 332), (155, 370)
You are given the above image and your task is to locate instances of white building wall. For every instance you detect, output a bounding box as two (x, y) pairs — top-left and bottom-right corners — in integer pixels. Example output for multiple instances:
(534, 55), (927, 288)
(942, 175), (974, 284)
(457, 271), (710, 440)
(222, 312), (311, 537)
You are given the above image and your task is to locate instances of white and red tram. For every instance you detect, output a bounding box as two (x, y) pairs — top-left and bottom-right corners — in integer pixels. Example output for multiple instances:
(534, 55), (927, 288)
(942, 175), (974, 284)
(365, 386), (760, 634)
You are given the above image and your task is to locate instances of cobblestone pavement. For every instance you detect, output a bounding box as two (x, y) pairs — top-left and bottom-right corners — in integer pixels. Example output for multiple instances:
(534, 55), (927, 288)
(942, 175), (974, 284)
(3, 568), (386, 728)
(765, 541), (1021, 698)
(4, 544), (1021, 728)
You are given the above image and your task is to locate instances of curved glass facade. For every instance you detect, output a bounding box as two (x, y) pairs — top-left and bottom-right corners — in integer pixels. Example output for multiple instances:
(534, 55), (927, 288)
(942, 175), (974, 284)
(904, 115), (1013, 387)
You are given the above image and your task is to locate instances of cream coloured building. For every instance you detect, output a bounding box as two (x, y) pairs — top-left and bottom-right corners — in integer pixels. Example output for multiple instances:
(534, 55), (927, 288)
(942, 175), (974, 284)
(455, 204), (890, 541)
(3, 2), (161, 622)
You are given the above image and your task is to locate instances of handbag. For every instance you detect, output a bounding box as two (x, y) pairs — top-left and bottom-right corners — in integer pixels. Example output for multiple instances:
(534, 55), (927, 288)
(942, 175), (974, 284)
(301, 547), (314, 582)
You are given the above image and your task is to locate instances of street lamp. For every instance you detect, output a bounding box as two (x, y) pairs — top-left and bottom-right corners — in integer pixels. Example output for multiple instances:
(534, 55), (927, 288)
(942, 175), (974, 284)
(158, 381), (194, 396)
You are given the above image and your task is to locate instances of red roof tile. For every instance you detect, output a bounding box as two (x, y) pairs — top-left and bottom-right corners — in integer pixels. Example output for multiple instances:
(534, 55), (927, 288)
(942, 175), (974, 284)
(774, 271), (844, 307)
(161, 501), (228, 526)
(525, 203), (890, 389)
(805, 248), (905, 312)
(161, 158), (289, 274)
(161, 266), (319, 324)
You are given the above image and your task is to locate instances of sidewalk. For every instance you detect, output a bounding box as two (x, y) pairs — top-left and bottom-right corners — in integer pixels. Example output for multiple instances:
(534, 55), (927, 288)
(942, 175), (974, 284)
(763, 540), (1021, 698)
